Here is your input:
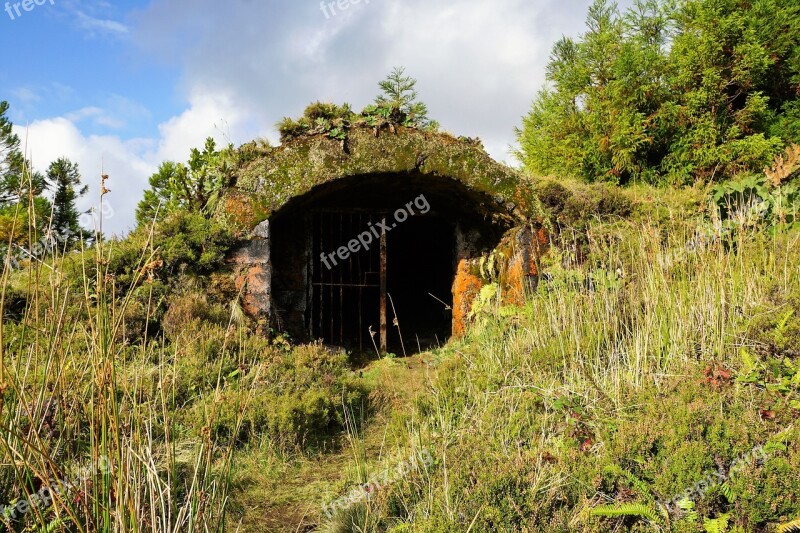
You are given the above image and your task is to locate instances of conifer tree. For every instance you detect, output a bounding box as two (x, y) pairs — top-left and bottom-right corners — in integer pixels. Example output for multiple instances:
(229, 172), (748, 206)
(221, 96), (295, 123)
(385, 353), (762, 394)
(46, 158), (88, 248)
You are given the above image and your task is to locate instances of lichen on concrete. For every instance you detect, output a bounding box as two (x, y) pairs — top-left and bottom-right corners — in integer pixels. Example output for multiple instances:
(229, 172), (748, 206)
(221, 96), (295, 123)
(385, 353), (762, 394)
(219, 125), (545, 236)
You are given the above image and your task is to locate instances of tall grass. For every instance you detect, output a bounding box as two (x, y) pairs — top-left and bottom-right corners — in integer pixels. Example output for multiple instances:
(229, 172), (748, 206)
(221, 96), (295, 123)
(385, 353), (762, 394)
(0, 181), (250, 532)
(464, 217), (797, 403)
(372, 211), (800, 530)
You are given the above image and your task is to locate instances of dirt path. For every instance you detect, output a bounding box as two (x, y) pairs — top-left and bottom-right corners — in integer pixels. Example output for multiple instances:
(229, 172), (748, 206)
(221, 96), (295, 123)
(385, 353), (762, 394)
(233, 352), (438, 532)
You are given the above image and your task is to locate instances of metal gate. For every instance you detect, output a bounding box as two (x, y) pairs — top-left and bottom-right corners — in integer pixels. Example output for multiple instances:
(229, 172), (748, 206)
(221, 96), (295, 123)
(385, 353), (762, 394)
(310, 211), (388, 353)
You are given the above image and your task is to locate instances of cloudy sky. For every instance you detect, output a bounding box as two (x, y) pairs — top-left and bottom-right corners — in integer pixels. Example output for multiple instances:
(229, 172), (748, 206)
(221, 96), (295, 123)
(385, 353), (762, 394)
(1, 0), (616, 235)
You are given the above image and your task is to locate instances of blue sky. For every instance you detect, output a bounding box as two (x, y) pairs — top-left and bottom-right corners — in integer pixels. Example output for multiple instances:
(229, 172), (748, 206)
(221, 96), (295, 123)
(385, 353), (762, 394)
(2, 0), (176, 136)
(0, 0), (625, 234)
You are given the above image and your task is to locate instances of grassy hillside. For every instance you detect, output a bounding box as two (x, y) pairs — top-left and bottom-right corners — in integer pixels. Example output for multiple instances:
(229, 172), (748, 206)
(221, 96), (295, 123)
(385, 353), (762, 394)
(1, 172), (798, 532)
(306, 179), (800, 532)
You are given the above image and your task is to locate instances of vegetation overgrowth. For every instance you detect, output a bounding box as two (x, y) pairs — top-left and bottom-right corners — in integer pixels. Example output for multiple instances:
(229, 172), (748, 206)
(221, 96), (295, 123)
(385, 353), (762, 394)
(0, 0), (799, 531)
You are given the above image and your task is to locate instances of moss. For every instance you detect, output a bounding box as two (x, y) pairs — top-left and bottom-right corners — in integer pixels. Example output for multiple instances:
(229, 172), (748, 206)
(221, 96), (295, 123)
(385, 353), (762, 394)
(220, 126), (544, 233)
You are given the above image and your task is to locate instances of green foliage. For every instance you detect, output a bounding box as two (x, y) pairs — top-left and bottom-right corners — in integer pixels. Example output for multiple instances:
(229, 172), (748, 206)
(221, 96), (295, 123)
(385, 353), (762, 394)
(603, 464), (653, 499)
(353, 201), (800, 531)
(207, 342), (368, 449)
(151, 210), (233, 275)
(737, 284), (800, 405)
(0, 101), (51, 245)
(98, 210), (235, 341)
(277, 102), (354, 143)
(277, 67), (438, 144)
(534, 178), (634, 265)
(779, 517), (800, 533)
(710, 173), (800, 233)
(45, 157), (89, 248)
(160, 291), (227, 341)
(703, 513), (731, 533)
(136, 137), (235, 225)
(677, 498), (700, 524)
(0, 100), (35, 205)
(0, 101), (22, 192)
(517, 0), (800, 184)
(590, 502), (658, 522)
(468, 282), (500, 319)
(0, 196), (52, 249)
(362, 66), (438, 131)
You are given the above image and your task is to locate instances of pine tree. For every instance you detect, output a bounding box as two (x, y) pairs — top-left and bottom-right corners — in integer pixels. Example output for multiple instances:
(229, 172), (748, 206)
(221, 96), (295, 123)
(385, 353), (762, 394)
(46, 158), (88, 249)
(517, 0), (670, 183)
(0, 100), (22, 192)
(363, 67), (439, 130)
(0, 101), (51, 246)
(516, 0), (800, 184)
(0, 100), (46, 204)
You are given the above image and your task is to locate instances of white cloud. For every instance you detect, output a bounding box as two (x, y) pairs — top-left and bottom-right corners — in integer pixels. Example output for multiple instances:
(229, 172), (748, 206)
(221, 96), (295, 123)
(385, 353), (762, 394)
(11, 87), (41, 104)
(65, 106), (125, 129)
(11, 88), (257, 235)
(14, 118), (155, 236)
(17, 0), (631, 234)
(149, 89), (255, 163)
(130, 0), (599, 163)
(74, 9), (129, 37)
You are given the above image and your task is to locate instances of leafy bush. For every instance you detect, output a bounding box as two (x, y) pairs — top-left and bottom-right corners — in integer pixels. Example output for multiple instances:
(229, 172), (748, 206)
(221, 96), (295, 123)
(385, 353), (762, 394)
(516, 0), (799, 184)
(277, 102), (353, 143)
(203, 342), (368, 449)
(153, 210), (234, 275)
(136, 137), (238, 225)
(709, 144), (800, 236)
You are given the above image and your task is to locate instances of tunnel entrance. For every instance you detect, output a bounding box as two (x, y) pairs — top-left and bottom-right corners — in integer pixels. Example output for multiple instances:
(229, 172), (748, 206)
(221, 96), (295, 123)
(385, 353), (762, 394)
(269, 172), (513, 356)
(385, 216), (454, 353)
(308, 211), (455, 355)
(310, 210), (383, 354)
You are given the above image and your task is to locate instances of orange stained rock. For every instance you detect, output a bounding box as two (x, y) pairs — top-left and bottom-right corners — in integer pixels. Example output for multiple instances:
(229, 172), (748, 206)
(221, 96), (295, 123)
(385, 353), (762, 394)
(503, 256), (526, 306)
(236, 264), (269, 317)
(452, 259), (483, 338)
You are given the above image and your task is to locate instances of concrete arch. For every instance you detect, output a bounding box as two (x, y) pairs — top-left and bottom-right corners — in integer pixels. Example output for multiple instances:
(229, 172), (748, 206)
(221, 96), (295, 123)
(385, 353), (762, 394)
(221, 127), (546, 353)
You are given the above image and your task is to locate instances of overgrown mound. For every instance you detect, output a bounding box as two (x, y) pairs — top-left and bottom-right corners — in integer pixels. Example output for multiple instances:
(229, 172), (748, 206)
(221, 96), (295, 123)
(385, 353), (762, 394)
(276, 67), (439, 144)
(316, 181), (800, 532)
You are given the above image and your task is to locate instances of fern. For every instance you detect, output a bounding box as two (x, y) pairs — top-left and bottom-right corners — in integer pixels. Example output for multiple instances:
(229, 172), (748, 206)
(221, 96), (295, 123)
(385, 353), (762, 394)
(716, 481), (736, 503)
(603, 464), (652, 498)
(591, 503), (658, 522)
(778, 517), (800, 533)
(37, 518), (65, 533)
(739, 347), (757, 374)
(703, 513), (730, 533)
(677, 498), (699, 523)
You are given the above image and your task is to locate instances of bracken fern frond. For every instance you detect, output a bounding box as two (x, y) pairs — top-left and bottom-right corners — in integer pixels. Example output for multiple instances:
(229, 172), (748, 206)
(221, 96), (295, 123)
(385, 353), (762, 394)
(591, 503), (658, 522)
(778, 517), (800, 533)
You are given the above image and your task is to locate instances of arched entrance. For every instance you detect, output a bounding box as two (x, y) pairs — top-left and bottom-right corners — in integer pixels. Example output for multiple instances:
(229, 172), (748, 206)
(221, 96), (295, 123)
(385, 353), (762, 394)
(268, 172), (513, 354)
(222, 127), (545, 356)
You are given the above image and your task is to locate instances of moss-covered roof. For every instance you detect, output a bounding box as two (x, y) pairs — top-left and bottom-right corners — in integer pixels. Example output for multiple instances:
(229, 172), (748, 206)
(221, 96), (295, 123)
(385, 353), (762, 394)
(219, 126), (542, 234)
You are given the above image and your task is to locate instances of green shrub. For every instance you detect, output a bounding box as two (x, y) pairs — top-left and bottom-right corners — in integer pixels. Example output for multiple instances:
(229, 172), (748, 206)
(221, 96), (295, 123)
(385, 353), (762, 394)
(277, 102), (353, 143)
(153, 210), (234, 275)
(203, 343), (368, 450)
(161, 291), (228, 342)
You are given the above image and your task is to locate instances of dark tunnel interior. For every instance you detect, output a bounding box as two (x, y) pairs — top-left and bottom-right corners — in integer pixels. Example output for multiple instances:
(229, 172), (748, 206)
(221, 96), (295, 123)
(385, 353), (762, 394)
(269, 172), (513, 356)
